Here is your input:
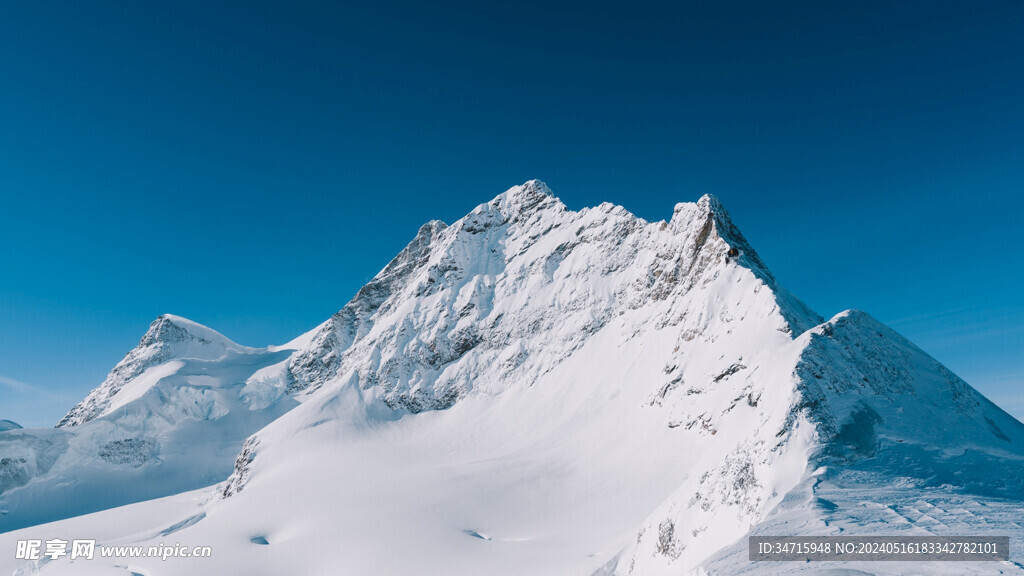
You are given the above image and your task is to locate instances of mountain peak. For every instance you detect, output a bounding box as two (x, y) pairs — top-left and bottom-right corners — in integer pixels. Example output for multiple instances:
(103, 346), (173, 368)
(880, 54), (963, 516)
(696, 192), (723, 210)
(490, 179), (561, 219)
(56, 315), (246, 427)
(521, 178), (553, 196)
(670, 193), (725, 225)
(141, 314), (237, 347)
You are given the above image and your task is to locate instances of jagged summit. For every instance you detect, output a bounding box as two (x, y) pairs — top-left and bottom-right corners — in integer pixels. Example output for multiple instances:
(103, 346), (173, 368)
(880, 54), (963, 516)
(672, 192), (723, 216)
(485, 179), (564, 221)
(507, 178), (554, 201)
(282, 181), (821, 408)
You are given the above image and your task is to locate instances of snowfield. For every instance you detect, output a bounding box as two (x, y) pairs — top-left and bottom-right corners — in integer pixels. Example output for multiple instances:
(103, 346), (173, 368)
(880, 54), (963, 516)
(2, 181), (1021, 575)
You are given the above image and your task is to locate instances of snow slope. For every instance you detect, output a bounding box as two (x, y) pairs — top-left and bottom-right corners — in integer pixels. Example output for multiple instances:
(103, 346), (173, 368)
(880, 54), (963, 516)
(1, 181), (1021, 576)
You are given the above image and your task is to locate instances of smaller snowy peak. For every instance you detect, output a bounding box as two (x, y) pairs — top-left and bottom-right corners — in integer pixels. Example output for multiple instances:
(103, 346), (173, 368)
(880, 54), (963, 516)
(56, 315), (248, 428)
(796, 308), (1024, 457)
(0, 420), (22, 432)
(1, 314), (297, 532)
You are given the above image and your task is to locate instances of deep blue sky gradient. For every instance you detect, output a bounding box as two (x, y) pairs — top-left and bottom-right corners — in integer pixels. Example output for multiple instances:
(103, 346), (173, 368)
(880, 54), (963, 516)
(1, 0), (1022, 426)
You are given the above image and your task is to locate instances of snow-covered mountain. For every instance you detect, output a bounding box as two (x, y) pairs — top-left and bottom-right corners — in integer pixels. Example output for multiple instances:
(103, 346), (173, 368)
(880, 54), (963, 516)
(56, 315), (255, 428)
(2, 181), (1021, 576)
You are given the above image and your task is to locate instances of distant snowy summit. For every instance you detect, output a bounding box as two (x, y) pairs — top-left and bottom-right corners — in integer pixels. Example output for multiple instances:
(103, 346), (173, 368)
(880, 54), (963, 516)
(2, 181), (1021, 576)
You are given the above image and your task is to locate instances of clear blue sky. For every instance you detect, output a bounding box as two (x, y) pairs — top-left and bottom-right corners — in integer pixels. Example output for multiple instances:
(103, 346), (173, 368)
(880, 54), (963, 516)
(1, 1), (1021, 427)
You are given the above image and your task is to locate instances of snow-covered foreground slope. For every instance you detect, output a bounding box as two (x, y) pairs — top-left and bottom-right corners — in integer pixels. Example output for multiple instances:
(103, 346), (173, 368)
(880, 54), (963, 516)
(0, 315), (299, 532)
(2, 181), (1021, 575)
